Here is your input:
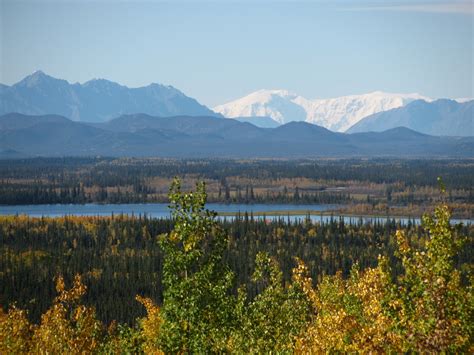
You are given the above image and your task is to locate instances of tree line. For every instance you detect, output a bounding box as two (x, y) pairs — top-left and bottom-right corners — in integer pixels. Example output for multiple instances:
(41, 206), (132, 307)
(0, 158), (472, 205)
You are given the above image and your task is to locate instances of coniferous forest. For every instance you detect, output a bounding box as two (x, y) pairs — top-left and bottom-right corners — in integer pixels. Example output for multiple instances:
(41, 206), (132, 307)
(1, 179), (473, 353)
(1, 158), (473, 218)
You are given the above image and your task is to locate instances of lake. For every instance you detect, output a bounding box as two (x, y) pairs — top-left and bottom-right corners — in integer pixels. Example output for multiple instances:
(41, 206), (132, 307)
(0, 203), (334, 218)
(0, 203), (471, 225)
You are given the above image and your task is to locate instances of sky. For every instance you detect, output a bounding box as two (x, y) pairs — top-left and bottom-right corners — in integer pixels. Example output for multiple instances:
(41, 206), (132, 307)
(1, 0), (473, 107)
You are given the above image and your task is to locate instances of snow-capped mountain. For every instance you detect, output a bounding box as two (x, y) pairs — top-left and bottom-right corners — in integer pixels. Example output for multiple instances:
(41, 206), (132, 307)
(214, 90), (308, 124)
(302, 91), (432, 132)
(214, 90), (432, 132)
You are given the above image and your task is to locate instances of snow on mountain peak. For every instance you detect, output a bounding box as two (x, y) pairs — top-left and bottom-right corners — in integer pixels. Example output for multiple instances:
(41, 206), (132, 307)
(455, 97), (473, 103)
(214, 89), (306, 124)
(213, 90), (432, 131)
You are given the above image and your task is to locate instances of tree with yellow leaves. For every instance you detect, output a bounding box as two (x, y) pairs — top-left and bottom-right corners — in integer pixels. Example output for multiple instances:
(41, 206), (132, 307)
(1, 274), (103, 354)
(0, 305), (34, 353)
(31, 274), (102, 353)
(295, 201), (473, 353)
(135, 295), (163, 354)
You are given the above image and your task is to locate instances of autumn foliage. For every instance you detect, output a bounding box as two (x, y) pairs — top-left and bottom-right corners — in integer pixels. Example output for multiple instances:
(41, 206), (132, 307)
(1, 179), (472, 353)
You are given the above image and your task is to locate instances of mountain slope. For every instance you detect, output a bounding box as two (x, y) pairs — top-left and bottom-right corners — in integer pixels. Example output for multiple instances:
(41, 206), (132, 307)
(0, 71), (218, 122)
(302, 91), (431, 132)
(95, 114), (264, 140)
(233, 116), (280, 128)
(347, 99), (474, 136)
(1, 113), (472, 158)
(214, 90), (431, 131)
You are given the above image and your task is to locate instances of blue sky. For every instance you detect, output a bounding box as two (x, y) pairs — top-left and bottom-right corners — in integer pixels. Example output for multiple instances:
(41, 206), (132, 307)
(1, 0), (472, 106)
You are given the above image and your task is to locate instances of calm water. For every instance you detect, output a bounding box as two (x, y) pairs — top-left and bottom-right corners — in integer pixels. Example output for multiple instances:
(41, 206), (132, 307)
(0, 203), (333, 218)
(0, 203), (470, 225)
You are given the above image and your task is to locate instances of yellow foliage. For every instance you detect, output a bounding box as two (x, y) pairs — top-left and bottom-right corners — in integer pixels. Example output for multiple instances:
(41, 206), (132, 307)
(307, 228), (317, 238)
(1, 274), (102, 354)
(31, 274), (102, 354)
(295, 262), (402, 353)
(136, 295), (163, 354)
(0, 305), (34, 353)
(292, 258), (317, 304)
(275, 227), (286, 239)
(295, 203), (472, 353)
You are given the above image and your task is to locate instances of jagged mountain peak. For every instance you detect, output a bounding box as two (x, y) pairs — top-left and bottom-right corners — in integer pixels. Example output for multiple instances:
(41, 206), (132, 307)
(1, 71), (218, 122)
(16, 70), (67, 88)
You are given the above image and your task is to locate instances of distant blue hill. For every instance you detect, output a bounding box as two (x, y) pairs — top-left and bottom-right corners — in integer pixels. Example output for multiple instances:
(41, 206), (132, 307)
(0, 71), (219, 122)
(232, 116), (280, 128)
(1, 113), (472, 158)
(347, 99), (473, 136)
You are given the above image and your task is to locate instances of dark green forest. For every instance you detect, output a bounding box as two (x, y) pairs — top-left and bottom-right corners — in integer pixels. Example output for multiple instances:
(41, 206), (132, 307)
(0, 158), (472, 207)
(1, 210), (472, 326)
(1, 180), (473, 353)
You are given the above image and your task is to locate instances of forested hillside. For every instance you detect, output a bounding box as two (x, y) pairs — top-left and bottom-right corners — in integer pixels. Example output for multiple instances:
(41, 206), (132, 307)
(1, 180), (472, 353)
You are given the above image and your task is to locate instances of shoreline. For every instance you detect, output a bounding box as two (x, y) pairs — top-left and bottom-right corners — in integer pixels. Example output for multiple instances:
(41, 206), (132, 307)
(0, 204), (471, 221)
(216, 209), (471, 221)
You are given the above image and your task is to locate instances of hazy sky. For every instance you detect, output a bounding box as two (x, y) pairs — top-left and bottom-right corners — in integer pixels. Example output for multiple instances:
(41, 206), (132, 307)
(1, 0), (473, 107)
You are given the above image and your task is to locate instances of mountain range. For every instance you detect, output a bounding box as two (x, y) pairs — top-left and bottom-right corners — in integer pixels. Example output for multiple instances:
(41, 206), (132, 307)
(213, 89), (436, 131)
(0, 71), (218, 122)
(1, 113), (472, 158)
(0, 72), (472, 141)
(214, 90), (473, 135)
(347, 99), (474, 136)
